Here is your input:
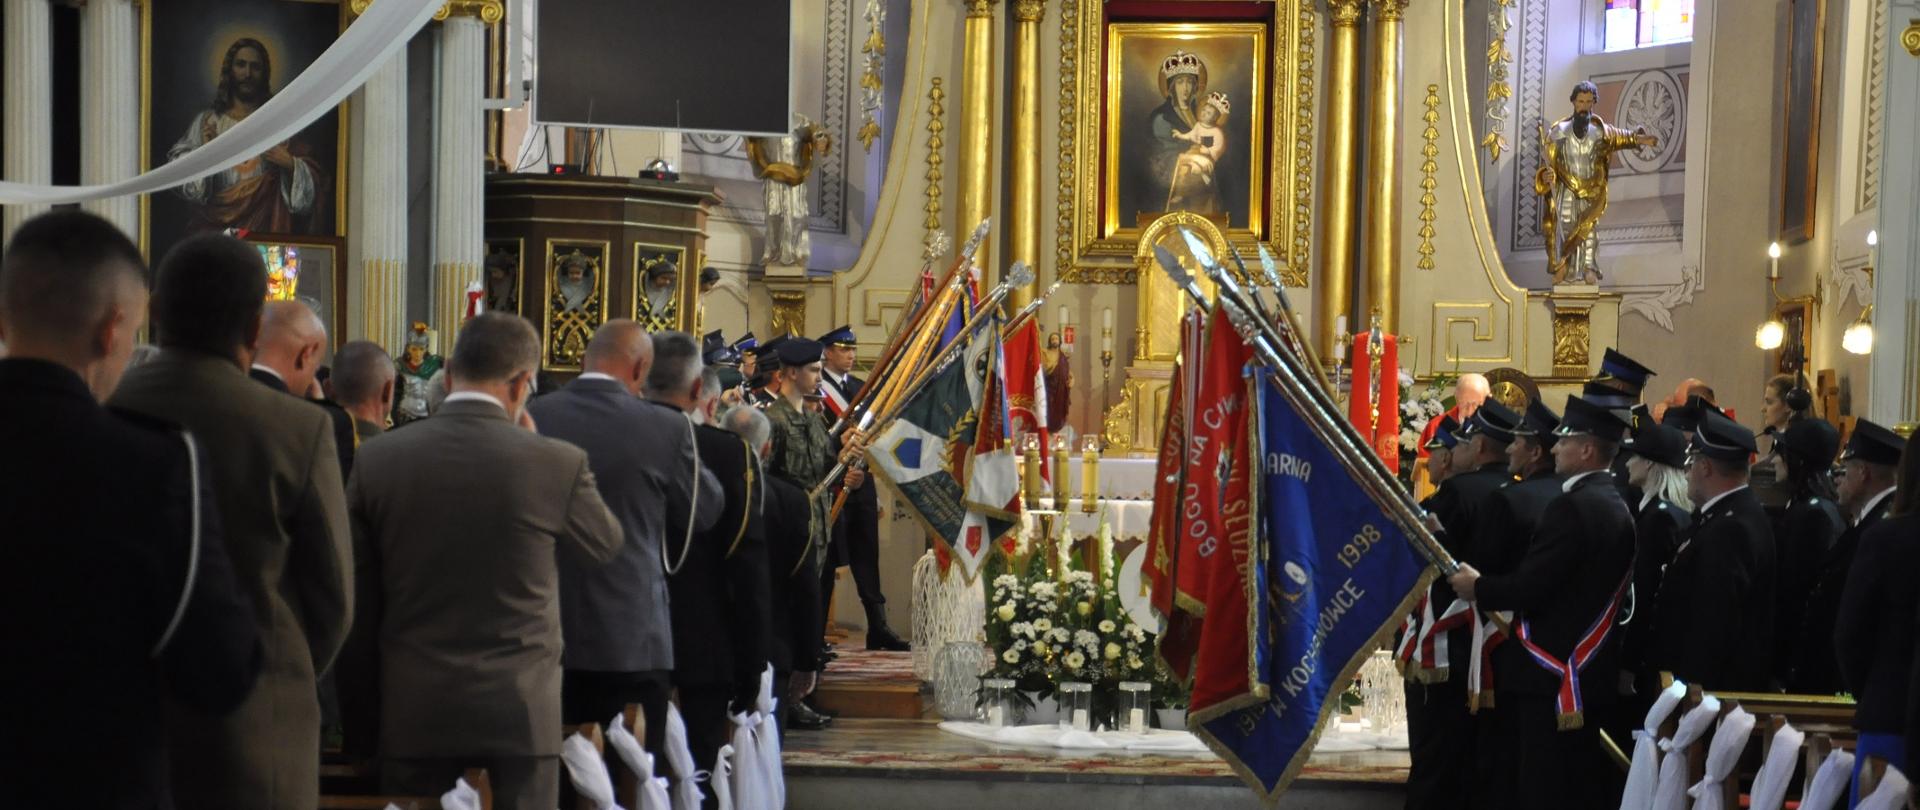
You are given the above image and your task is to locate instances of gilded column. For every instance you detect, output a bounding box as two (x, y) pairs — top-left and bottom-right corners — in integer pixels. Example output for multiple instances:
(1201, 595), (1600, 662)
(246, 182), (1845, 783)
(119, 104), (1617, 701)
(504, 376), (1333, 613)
(1007, 0), (1044, 309)
(353, 9), (409, 351)
(957, 0), (1000, 277)
(79, 0), (138, 236)
(431, 0), (500, 345)
(1316, 0), (1366, 359)
(1364, 0), (1409, 333)
(3, 0), (53, 239)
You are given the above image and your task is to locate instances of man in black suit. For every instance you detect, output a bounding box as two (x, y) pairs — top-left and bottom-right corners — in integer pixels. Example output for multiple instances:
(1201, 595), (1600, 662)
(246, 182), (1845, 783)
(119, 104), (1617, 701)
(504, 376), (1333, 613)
(643, 334), (781, 777)
(1403, 401), (1519, 810)
(0, 210), (262, 809)
(1449, 395), (1636, 810)
(250, 299), (356, 482)
(1790, 419), (1904, 693)
(529, 321), (723, 771)
(1475, 399), (1566, 575)
(722, 404), (826, 737)
(1651, 410), (1776, 692)
(331, 340), (395, 442)
(1835, 429), (1914, 805)
(817, 325), (907, 651)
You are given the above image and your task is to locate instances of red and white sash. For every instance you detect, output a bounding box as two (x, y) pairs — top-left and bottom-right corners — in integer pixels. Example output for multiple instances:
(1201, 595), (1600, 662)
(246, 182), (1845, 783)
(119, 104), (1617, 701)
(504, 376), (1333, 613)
(1468, 610), (1511, 711)
(1513, 573), (1631, 730)
(820, 376), (851, 420)
(1398, 596), (1474, 683)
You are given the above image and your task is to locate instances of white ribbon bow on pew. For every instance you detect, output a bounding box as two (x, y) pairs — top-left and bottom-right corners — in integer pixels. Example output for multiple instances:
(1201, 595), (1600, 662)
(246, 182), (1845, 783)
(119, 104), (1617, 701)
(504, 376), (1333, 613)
(1686, 706), (1755, 810)
(663, 703), (708, 810)
(1620, 679), (1688, 810)
(712, 744), (736, 810)
(1651, 694), (1721, 810)
(1801, 748), (1857, 810)
(440, 777), (483, 810)
(1856, 765), (1913, 810)
(729, 667), (787, 810)
(1746, 721), (1805, 810)
(562, 731), (625, 810)
(606, 712), (673, 810)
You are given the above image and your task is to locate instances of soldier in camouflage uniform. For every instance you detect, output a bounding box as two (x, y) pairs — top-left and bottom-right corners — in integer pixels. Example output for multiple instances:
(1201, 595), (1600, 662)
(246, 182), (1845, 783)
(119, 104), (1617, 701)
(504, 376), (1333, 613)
(764, 338), (836, 572)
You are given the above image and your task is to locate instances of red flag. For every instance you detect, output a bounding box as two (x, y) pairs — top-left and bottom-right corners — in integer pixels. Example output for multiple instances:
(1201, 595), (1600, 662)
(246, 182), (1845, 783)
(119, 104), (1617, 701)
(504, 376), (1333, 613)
(1152, 304), (1256, 694)
(1002, 319), (1050, 481)
(1148, 306), (1204, 619)
(1347, 331), (1402, 473)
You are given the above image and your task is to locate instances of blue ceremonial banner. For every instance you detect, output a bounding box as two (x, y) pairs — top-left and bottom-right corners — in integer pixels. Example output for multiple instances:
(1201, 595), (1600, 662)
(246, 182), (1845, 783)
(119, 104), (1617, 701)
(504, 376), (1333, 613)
(1195, 366), (1435, 803)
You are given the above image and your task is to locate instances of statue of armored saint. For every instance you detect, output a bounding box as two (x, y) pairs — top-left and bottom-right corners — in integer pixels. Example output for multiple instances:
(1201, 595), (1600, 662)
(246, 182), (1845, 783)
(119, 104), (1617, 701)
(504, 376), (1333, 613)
(1535, 81), (1658, 285)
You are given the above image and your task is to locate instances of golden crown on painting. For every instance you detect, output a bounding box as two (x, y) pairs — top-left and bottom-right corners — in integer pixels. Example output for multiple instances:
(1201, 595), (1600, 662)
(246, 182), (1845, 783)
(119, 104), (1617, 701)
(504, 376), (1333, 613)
(1159, 50), (1201, 79)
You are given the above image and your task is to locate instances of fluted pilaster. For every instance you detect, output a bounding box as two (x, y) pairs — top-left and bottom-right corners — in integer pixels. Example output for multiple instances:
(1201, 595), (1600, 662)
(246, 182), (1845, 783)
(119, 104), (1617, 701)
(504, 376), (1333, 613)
(957, 0), (1000, 275)
(357, 52), (410, 351)
(78, 0), (138, 236)
(3, 0), (53, 239)
(431, 14), (487, 344)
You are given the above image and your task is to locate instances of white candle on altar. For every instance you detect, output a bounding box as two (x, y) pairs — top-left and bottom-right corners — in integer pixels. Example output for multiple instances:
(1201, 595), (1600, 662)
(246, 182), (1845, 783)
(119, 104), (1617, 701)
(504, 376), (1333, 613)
(1129, 708), (1147, 734)
(988, 705), (1006, 727)
(1058, 305), (1069, 330)
(1073, 708), (1091, 732)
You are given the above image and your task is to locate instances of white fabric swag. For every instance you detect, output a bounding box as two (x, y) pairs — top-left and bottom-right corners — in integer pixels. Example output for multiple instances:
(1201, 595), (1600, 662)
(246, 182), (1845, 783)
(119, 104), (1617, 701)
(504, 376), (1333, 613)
(1856, 765), (1913, 810)
(0, 0), (443, 205)
(1746, 721), (1805, 810)
(1687, 706), (1756, 810)
(1801, 749), (1857, 810)
(1650, 694), (1721, 810)
(561, 731), (624, 810)
(662, 703), (706, 810)
(1619, 679), (1688, 810)
(605, 711), (673, 810)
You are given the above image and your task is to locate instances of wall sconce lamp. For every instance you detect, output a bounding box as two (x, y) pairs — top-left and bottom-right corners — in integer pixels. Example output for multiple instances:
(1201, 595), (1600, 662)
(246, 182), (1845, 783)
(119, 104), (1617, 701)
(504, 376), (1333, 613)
(1843, 230), (1877, 355)
(1755, 241), (1823, 350)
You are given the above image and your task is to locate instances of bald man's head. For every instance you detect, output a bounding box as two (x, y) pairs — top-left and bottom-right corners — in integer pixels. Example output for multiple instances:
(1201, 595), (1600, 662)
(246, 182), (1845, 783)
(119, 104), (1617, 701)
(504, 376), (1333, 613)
(1456, 373), (1490, 418)
(583, 319), (653, 395)
(255, 300), (328, 396)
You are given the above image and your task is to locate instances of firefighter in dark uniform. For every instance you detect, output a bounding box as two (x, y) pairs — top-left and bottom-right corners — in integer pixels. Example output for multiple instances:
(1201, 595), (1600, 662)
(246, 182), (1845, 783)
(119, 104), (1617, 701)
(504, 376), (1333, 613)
(1402, 401), (1521, 810)
(1791, 419), (1905, 694)
(1609, 417), (1692, 737)
(1449, 395), (1637, 810)
(1579, 349), (1657, 514)
(1834, 426), (1915, 805)
(1651, 410), (1776, 692)
(816, 325), (908, 650)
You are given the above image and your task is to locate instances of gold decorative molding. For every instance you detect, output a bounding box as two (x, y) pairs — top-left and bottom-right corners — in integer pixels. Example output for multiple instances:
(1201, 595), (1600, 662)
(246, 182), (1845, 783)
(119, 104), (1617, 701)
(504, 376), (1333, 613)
(1550, 310), (1590, 374)
(1327, 0), (1364, 27)
(434, 0), (504, 24)
(1903, 20), (1920, 56)
(770, 289), (808, 338)
(1482, 0), (1514, 161)
(858, 0), (887, 152)
(1418, 84), (1440, 271)
(964, 0), (998, 19)
(1103, 387), (1136, 452)
(1371, 0), (1408, 22)
(1012, 0), (1044, 23)
(1061, 266), (1137, 285)
(1056, 2), (1314, 289)
(923, 78), (947, 253)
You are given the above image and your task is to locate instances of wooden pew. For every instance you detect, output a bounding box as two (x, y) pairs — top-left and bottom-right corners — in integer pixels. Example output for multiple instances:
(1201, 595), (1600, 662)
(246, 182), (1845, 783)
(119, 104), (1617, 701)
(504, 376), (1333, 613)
(318, 767), (492, 810)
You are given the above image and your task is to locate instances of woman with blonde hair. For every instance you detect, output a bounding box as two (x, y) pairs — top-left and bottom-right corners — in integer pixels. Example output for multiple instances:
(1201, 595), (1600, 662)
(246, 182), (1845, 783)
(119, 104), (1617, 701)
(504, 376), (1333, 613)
(1614, 419), (1692, 711)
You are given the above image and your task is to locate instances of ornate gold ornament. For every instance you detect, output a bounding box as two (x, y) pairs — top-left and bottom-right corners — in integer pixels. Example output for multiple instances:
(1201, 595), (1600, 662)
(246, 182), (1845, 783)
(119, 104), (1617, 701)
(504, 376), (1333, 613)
(1327, 0), (1364, 27)
(1371, 0), (1408, 22)
(1550, 310), (1591, 373)
(924, 78), (947, 252)
(542, 244), (609, 371)
(747, 123), (833, 187)
(965, 0), (997, 19)
(1419, 84), (1440, 271)
(1013, 0), (1044, 23)
(1481, 0), (1515, 162)
(858, 0), (887, 152)
(434, 0), (504, 24)
(770, 289), (808, 338)
(1903, 20), (1920, 56)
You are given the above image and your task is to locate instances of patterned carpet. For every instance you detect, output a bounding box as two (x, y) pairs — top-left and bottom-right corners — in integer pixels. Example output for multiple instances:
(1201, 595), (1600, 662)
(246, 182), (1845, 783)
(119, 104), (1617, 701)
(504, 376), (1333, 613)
(822, 647), (918, 685)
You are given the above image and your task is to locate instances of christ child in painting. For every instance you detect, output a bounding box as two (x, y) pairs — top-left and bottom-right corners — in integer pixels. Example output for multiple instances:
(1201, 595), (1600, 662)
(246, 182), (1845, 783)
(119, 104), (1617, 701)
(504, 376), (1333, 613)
(1167, 92), (1230, 213)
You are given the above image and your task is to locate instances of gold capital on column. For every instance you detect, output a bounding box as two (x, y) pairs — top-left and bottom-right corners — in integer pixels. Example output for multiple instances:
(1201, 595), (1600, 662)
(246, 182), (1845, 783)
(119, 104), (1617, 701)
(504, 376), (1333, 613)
(1316, 0), (1368, 360)
(434, 0), (504, 24)
(965, 0), (998, 18)
(1012, 0), (1044, 23)
(1371, 0), (1408, 21)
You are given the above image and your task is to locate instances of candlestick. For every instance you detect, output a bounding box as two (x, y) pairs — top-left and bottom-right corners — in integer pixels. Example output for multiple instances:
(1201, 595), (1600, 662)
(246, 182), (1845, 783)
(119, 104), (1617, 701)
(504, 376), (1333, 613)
(1058, 304), (1069, 331)
(1022, 435), (1043, 504)
(1052, 435), (1070, 508)
(1081, 437), (1100, 513)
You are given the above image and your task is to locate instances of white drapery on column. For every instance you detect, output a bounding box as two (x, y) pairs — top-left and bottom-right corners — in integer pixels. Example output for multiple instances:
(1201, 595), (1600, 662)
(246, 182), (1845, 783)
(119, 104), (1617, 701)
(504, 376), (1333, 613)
(0, 0), (442, 206)
(431, 12), (486, 345)
(79, 0), (139, 235)
(3, 0), (54, 238)
(355, 50), (409, 352)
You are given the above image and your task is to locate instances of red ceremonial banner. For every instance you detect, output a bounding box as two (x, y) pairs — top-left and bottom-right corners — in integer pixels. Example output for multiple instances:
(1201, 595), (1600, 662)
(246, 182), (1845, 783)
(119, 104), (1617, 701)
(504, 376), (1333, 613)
(1002, 318), (1050, 481)
(1346, 331), (1401, 473)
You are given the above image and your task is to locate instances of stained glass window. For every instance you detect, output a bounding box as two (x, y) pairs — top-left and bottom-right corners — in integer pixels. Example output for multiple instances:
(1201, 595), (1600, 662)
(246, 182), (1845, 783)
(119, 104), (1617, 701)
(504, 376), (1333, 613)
(1603, 0), (1692, 52)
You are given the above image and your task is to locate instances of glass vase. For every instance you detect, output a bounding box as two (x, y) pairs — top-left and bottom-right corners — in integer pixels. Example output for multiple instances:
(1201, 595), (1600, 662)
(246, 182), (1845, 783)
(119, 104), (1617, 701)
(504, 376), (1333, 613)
(1117, 681), (1152, 734)
(1057, 681), (1094, 732)
(980, 678), (1016, 727)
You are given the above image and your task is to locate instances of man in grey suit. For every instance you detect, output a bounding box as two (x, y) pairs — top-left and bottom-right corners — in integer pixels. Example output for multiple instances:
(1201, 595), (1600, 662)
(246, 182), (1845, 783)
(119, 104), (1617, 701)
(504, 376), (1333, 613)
(527, 320), (722, 769)
(110, 233), (352, 810)
(348, 312), (622, 809)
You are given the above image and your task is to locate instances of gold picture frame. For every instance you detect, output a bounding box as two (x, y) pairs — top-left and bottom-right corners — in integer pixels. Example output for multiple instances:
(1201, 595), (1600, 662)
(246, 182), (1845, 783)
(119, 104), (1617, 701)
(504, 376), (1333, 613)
(631, 241), (689, 330)
(1058, 3), (1313, 286)
(139, 0), (351, 261)
(542, 239), (610, 371)
(483, 238), (524, 317)
(1774, 296), (1816, 377)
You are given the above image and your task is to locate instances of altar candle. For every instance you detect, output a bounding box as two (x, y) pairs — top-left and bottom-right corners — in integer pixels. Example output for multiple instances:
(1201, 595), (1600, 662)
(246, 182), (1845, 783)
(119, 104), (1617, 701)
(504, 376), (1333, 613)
(1058, 305), (1069, 330)
(1081, 445), (1100, 506)
(1023, 444), (1044, 504)
(1333, 315), (1348, 362)
(1128, 708), (1147, 734)
(1052, 437), (1070, 507)
(1073, 708), (1091, 732)
(988, 705), (1006, 727)
(1101, 309), (1114, 353)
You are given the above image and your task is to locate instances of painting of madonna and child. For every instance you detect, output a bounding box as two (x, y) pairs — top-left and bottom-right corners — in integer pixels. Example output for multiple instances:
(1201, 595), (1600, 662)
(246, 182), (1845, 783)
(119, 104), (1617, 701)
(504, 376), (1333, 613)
(1105, 23), (1268, 236)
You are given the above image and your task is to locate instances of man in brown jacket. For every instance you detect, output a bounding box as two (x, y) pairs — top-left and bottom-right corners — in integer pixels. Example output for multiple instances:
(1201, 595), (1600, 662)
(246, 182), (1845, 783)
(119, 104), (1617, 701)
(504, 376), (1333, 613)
(110, 233), (352, 809)
(348, 312), (623, 809)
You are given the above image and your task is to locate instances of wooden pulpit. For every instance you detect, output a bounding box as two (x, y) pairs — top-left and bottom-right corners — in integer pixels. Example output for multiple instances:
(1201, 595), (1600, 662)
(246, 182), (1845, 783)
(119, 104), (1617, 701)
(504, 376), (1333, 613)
(483, 174), (722, 376)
